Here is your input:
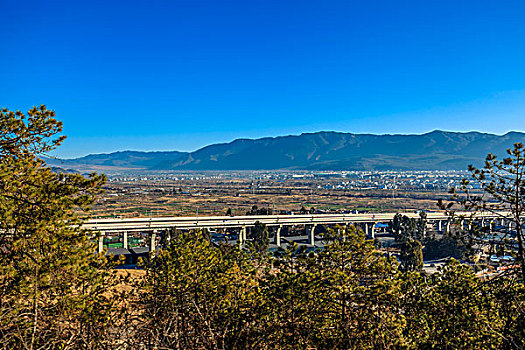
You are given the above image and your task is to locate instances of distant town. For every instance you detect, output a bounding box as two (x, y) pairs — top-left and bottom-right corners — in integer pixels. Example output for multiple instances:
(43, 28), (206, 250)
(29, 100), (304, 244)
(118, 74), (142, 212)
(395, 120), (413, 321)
(91, 170), (473, 219)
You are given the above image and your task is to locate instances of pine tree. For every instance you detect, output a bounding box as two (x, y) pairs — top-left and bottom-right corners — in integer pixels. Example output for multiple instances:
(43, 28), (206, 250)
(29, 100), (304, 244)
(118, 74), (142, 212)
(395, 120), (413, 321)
(441, 142), (525, 280)
(0, 106), (111, 349)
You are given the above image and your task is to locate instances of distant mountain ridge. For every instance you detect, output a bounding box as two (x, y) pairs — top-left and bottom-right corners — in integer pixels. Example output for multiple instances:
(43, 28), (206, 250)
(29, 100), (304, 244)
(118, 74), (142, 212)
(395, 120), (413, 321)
(47, 130), (525, 171)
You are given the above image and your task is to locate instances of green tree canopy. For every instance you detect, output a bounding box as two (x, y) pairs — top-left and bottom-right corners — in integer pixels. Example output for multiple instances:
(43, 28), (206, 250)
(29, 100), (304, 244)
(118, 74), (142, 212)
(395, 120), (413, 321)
(441, 142), (525, 280)
(399, 238), (423, 272)
(247, 221), (270, 254)
(0, 106), (111, 349)
(391, 212), (427, 242)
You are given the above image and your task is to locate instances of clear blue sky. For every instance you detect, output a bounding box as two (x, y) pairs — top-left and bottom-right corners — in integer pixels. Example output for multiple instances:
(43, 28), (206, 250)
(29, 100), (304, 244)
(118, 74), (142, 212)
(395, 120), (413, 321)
(2, 0), (525, 158)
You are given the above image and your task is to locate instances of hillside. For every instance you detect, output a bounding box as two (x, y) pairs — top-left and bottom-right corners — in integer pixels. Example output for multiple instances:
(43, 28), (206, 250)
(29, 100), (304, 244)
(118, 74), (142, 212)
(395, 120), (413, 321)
(47, 130), (525, 171)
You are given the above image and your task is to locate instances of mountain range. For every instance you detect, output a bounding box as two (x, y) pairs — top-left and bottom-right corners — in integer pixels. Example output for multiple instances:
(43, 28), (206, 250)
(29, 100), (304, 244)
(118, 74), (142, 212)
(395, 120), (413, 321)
(46, 130), (525, 172)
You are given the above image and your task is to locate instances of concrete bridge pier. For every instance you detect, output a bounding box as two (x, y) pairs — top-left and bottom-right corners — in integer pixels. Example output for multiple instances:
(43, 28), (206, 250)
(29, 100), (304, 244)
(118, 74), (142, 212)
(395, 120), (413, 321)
(275, 225), (282, 247)
(309, 224), (317, 245)
(240, 226), (247, 245)
(98, 234), (104, 254)
(150, 231), (157, 251)
(370, 223), (376, 239)
(437, 220), (442, 232)
(123, 231), (128, 249)
(166, 228), (173, 245)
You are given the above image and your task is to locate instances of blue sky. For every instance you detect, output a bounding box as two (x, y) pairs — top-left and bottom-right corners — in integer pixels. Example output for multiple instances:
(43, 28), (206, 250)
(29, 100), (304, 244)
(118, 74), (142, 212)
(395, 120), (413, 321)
(2, 0), (525, 158)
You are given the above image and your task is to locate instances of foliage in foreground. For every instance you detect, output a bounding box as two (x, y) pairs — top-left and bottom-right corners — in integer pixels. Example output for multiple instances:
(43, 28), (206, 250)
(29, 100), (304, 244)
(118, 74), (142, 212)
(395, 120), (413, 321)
(1, 106), (525, 349)
(0, 106), (115, 349)
(442, 142), (525, 281)
(126, 226), (525, 350)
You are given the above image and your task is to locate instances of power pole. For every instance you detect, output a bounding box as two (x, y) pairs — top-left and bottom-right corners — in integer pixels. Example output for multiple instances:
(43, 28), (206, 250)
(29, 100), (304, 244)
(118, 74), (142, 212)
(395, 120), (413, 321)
(392, 176), (396, 208)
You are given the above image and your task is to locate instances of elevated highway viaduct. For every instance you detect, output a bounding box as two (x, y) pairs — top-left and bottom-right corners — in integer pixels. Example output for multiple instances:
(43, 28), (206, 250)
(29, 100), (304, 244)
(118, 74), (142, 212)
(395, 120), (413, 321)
(84, 211), (511, 253)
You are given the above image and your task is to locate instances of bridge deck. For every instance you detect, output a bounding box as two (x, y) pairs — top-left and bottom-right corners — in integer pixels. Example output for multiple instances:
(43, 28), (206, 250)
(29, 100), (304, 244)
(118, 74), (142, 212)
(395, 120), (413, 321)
(84, 211), (507, 232)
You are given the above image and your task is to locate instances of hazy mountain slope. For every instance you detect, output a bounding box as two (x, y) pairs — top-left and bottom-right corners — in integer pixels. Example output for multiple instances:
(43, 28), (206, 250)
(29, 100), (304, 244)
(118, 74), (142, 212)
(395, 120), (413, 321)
(49, 131), (525, 171)
(49, 150), (188, 169)
(167, 130), (525, 170)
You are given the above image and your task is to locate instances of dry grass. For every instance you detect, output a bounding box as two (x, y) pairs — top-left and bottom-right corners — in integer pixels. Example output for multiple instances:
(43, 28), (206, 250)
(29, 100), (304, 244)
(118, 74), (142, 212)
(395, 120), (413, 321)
(87, 176), (451, 219)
